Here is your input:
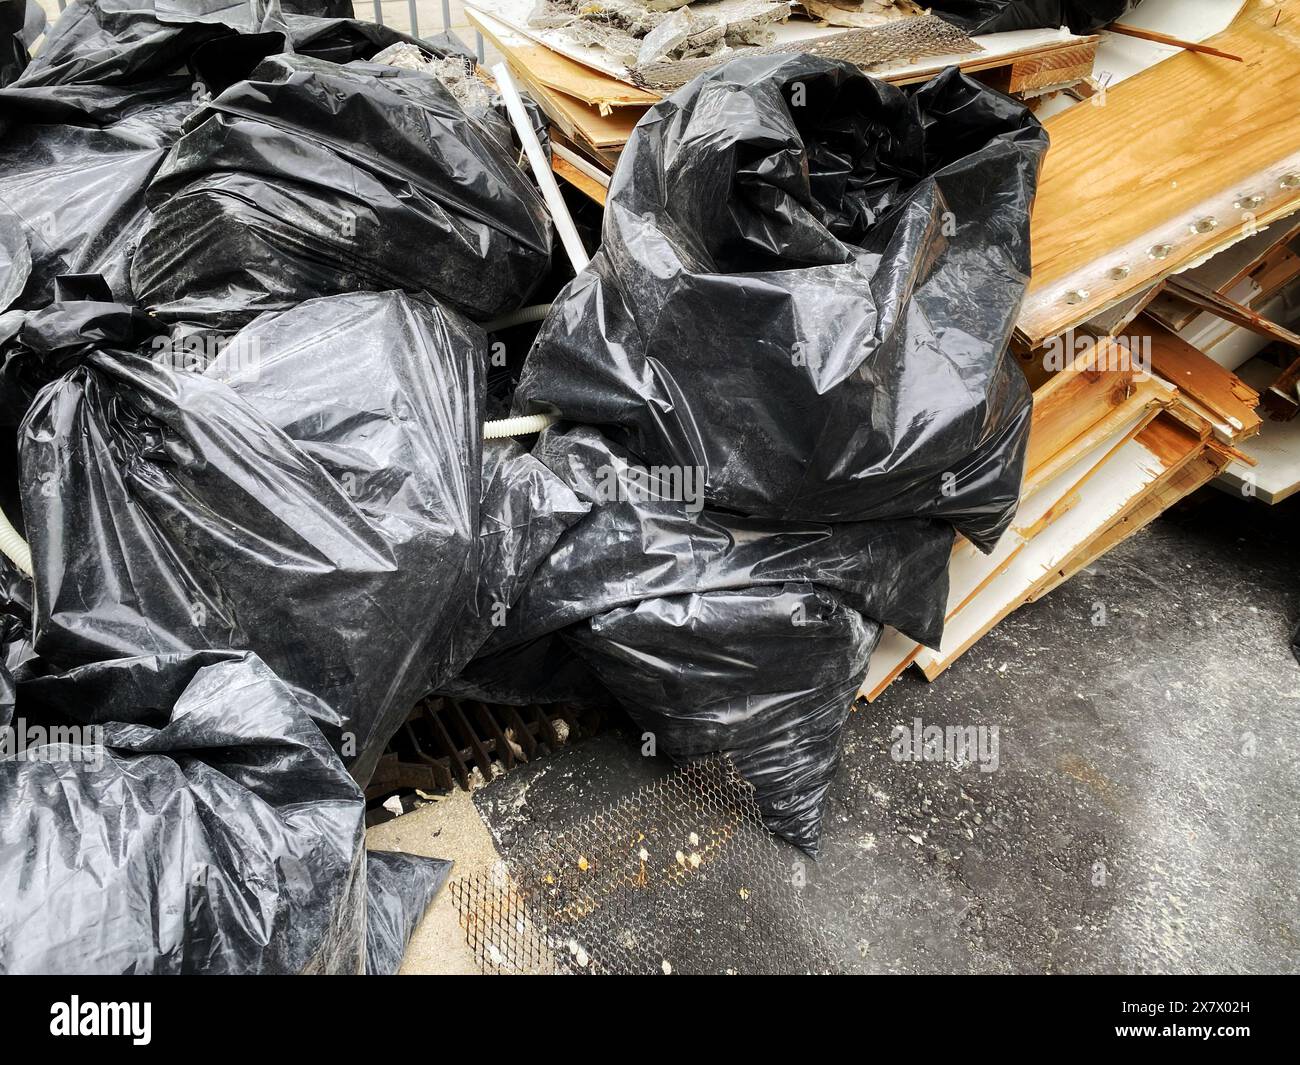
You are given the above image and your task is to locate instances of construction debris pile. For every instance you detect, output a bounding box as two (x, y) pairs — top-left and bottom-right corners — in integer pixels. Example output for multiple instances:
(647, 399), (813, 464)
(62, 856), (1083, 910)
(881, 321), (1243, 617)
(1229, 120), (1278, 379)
(2, 0), (1298, 975)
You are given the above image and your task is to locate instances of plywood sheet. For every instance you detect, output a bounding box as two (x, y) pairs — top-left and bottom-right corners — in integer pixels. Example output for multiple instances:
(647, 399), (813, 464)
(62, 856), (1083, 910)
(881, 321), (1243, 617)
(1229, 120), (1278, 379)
(1018, 1), (1300, 345)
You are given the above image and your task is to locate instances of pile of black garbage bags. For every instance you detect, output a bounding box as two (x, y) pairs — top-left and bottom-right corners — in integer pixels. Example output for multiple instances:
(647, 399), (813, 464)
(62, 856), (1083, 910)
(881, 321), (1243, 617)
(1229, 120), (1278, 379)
(1, 0), (1047, 973)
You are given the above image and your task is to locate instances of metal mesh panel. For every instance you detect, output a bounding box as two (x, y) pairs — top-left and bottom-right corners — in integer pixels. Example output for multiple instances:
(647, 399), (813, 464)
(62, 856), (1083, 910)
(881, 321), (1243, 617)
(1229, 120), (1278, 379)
(450, 757), (841, 974)
(632, 14), (979, 92)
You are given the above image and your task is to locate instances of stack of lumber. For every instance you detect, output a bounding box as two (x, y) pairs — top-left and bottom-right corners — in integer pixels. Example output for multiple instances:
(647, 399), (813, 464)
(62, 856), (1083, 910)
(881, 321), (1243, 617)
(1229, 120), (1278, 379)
(864, 0), (1300, 700)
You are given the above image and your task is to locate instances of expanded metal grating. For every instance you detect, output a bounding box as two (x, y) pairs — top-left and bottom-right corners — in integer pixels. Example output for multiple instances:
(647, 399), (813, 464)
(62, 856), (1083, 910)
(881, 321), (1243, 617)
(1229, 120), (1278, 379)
(450, 757), (842, 974)
(632, 14), (980, 92)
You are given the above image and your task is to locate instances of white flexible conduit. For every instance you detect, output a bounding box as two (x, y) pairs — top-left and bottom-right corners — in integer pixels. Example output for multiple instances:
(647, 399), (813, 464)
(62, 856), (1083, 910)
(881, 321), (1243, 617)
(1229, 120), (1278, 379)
(483, 303), (553, 332)
(482, 413), (558, 440)
(0, 506), (32, 577)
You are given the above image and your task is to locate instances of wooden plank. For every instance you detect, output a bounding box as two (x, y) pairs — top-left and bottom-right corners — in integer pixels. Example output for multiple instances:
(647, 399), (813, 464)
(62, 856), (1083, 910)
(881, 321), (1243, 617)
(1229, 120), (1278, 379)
(1018, 0), (1300, 345)
(1139, 314), (1262, 439)
(1145, 218), (1300, 331)
(978, 41), (1099, 94)
(1106, 23), (1244, 62)
(553, 155), (607, 206)
(858, 627), (921, 703)
(1083, 282), (1164, 339)
(1163, 276), (1300, 354)
(914, 430), (1177, 680)
(1032, 446), (1229, 599)
(1217, 355), (1300, 501)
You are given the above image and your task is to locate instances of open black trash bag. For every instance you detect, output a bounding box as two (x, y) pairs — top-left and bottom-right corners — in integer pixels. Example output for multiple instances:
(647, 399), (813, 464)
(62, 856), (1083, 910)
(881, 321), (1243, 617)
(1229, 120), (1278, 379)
(515, 58), (1046, 552)
(928, 1), (1134, 34)
(131, 50), (553, 329)
(466, 426), (954, 851)
(18, 288), (483, 787)
(0, 651), (370, 974)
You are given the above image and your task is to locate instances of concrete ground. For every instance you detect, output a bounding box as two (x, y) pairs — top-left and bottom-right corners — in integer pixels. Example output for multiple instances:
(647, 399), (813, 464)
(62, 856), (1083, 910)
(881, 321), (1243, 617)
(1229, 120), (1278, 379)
(385, 486), (1299, 974)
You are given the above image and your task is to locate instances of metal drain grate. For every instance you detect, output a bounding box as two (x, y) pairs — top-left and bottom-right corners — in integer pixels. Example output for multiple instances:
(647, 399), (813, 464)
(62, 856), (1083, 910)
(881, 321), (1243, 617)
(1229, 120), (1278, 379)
(451, 757), (841, 974)
(365, 697), (604, 801)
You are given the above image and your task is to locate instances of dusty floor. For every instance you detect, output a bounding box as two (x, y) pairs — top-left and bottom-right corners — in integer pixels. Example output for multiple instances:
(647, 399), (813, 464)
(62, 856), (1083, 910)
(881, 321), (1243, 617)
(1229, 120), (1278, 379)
(382, 486), (1299, 974)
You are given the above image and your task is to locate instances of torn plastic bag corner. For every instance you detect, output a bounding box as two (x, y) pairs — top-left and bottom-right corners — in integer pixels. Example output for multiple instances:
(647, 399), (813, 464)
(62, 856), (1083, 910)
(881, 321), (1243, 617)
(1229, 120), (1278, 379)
(928, 0), (1135, 35)
(19, 288), (484, 787)
(0, 651), (371, 974)
(365, 850), (453, 976)
(515, 58), (1046, 552)
(130, 51), (554, 330)
(569, 585), (877, 854)
(466, 426), (955, 851)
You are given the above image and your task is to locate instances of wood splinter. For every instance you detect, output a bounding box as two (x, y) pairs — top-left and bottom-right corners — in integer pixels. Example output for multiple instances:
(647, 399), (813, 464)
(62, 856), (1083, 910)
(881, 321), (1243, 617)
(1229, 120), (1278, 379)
(1107, 23), (1245, 62)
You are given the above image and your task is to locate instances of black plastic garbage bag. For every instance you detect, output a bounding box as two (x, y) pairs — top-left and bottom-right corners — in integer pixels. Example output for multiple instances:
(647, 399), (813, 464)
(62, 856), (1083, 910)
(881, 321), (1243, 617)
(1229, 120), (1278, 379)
(19, 288), (483, 786)
(928, 0), (1134, 34)
(364, 850), (452, 975)
(438, 440), (589, 683)
(466, 426), (954, 850)
(131, 51), (553, 328)
(0, 89), (193, 309)
(0, 651), (370, 974)
(12, 0), (357, 88)
(515, 59), (1046, 552)
(486, 427), (955, 653)
(568, 585), (875, 851)
(0, 1), (468, 312)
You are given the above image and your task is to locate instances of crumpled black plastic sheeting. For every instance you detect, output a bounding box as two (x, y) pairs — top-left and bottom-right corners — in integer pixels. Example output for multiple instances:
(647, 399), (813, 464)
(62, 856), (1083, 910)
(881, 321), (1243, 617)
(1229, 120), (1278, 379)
(0, 651), (370, 974)
(515, 58), (1047, 552)
(928, 0), (1135, 34)
(459, 426), (955, 850)
(130, 51), (554, 329)
(10, 0), (360, 89)
(19, 289), (483, 787)
(0, 89), (193, 310)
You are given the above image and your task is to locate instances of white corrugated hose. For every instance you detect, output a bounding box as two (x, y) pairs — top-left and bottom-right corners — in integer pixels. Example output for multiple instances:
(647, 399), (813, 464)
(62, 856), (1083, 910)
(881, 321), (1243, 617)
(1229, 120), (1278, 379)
(0, 505), (32, 577)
